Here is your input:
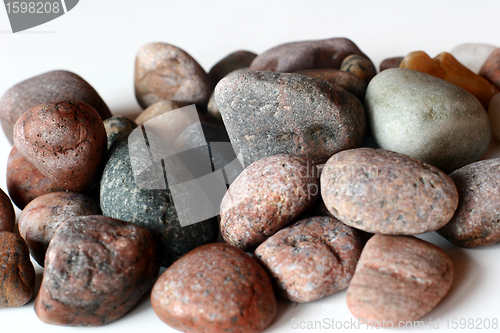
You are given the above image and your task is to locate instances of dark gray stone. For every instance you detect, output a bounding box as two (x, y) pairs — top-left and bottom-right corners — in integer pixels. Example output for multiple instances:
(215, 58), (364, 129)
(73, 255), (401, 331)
(103, 116), (138, 150)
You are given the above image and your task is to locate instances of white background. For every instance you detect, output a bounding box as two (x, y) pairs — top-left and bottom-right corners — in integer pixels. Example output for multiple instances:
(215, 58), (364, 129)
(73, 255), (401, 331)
(1, 0), (500, 332)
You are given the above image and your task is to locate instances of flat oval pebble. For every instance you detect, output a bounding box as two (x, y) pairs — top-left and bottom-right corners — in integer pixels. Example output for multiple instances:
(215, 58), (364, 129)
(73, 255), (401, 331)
(34, 215), (159, 326)
(220, 154), (319, 250)
(249, 37), (372, 72)
(0, 70), (111, 145)
(346, 234), (453, 324)
(134, 43), (213, 108)
(379, 56), (404, 71)
(151, 243), (276, 333)
(450, 43), (496, 74)
(13, 100), (107, 191)
(365, 68), (491, 173)
(208, 50), (257, 83)
(321, 148), (459, 235)
(437, 158), (500, 248)
(215, 71), (366, 166)
(6, 146), (63, 209)
(254, 216), (361, 303)
(0, 188), (15, 232)
(340, 54), (377, 84)
(103, 116), (137, 150)
(0, 232), (35, 308)
(18, 191), (102, 266)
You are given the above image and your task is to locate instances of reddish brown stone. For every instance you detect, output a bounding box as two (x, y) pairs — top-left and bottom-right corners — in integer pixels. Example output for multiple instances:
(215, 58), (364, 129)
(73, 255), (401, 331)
(221, 154), (320, 250)
(134, 43), (213, 109)
(347, 235), (453, 324)
(34, 215), (159, 326)
(208, 50), (257, 84)
(0, 232), (35, 307)
(480, 48), (500, 90)
(18, 192), (101, 267)
(249, 37), (373, 73)
(0, 70), (111, 145)
(254, 216), (361, 303)
(437, 158), (500, 248)
(13, 100), (107, 192)
(340, 54), (377, 84)
(6, 146), (63, 209)
(321, 148), (459, 235)
(379, 56), (404, 71)
(293, 68), (367, 102)
(0, 188), (15, 232)
(151, 243), (276, 333)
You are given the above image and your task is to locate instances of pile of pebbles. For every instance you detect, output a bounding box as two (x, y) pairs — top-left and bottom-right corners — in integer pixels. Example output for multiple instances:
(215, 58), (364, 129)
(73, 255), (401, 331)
(0, 37), (499, 331)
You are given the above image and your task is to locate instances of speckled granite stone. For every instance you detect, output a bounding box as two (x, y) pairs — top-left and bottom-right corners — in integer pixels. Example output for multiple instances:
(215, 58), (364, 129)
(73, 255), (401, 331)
(103, 116), (137, 150)
(321, 148), (459, 235)
(151, 243), (276, 333)
(208, 50), (257, 84)
(347, 235), (453, 324)
(100, 132), (219, 267)
(215, 71), (366, 167)
(437, 158), (500, 248)
(254, 216), (361, 303)
(0, 232), (35, 307)
(34, 215), (159, 326)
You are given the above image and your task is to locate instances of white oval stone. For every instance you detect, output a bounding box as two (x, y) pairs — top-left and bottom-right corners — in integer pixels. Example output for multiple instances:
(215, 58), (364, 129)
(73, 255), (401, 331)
(450, 43), (497, 74)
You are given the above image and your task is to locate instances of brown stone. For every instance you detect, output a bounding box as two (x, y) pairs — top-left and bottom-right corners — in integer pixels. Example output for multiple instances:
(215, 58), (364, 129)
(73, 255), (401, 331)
(249, 37), (373, 73)
(340, 54), (377, 84)
(321, 148), (459, 235)
(134, 43), (213, 109)
(400, 51), (499, 109)
(379, 56), (404, 71)
(13, 100), (107, 192)
(18, 192), (102, 266)
(437, 158), (500, 248)
(293, 68), (367, 102)
(134, 100), (188, 125)
(208, 50), (257, 84)
(0, 70), (111, 145)
(254, 216), (361, 303)
(221, 154), (320, 250)
(34, 215), (159, 326)
(347, 234), (453, 324)
(0, 188), (15, 232)
(0, 232), (35, 308)
(479, 48), (500, 90)
(6, 146), (63, 209)
(151, 243), (276, 333)
(103, 116), (137, 150)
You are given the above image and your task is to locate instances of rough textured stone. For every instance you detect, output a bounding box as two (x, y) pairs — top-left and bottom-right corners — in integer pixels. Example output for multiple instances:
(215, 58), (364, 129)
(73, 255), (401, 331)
(249, 37), (373, 73)
(254, 216), (361, 303)
(135, 100), (188, 125)
(347, 235), (453, 324)
(365, 68), (491, 173)
(220, 154), (319, 250)
(215, 71), (366, 167)
(34, 215), (159, 326)
(293, 68), (367, 102)
(100, 132), (218, 267)
(450, 43), (496, 74)
(13, 100), (107, 191)
(6, 146), (63, 209)
(480, 48), (500, 90)
(0, 70), (111, 145)
(103, 116), (137, 150)
(0, 188), (15, 232)
(208, 50), (257, 84)
(321, 148), (459, 235)
(379, 56), (404, 71)
(134, 43), (213, 109)
(151, 243), (276, 333)
(400, 51), (498, 109)
(437, 158), (500, 248)
(340, 54), (377, 84)
(18, 192), (101, 267)
(0, 232), (35, 308)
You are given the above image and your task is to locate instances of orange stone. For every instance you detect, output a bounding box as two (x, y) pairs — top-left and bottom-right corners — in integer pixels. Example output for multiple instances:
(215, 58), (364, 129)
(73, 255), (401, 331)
(400, 51), (498, 109)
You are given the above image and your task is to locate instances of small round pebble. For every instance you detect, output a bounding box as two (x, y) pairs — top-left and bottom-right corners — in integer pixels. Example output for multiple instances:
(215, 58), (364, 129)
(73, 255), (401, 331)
(151, 243), (277, 333)
(347, 234), (453, 324)
(208, 50), (257, 84)
(221, 154), (319, 250)
(321, 148), (459, 235)
(254, 216), (361, 303)
(340, 54), (377, 84)
(134, 100), (188, 125)
(18, 191), (102, 266)
(103, 116), (137, 150)
(379, 56), (404, 71)
(0, 188), (15, 232)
